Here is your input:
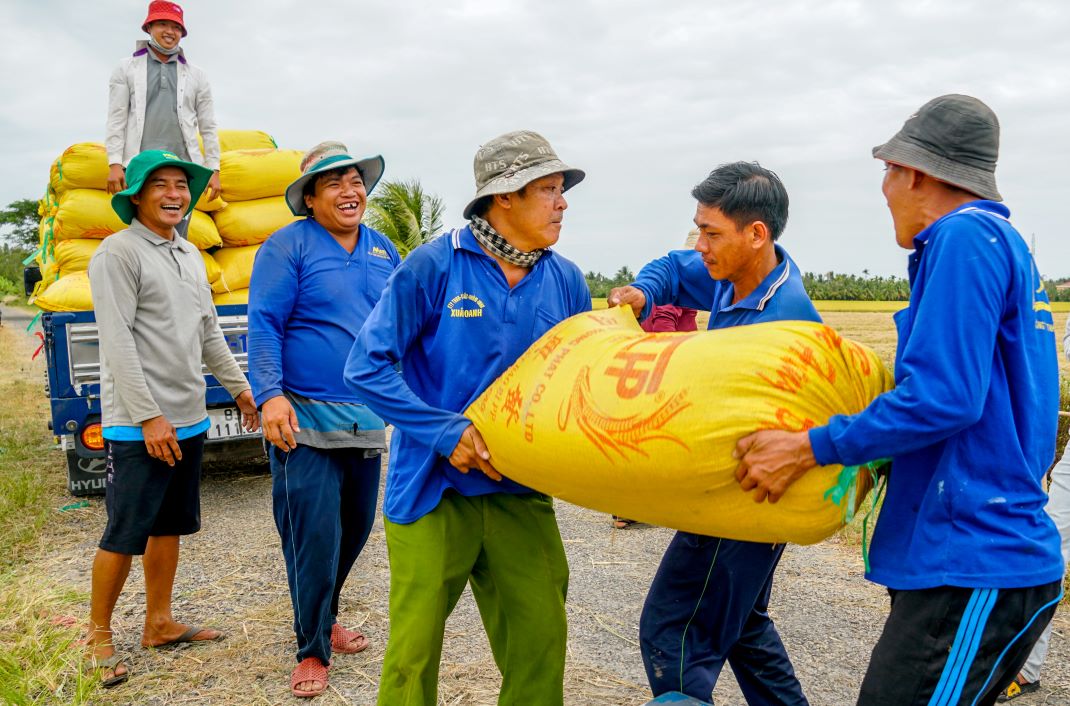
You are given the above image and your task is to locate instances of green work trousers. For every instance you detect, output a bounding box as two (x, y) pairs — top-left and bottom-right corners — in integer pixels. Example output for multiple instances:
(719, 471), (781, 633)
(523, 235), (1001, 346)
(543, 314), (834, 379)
(377, 491), (569, 705)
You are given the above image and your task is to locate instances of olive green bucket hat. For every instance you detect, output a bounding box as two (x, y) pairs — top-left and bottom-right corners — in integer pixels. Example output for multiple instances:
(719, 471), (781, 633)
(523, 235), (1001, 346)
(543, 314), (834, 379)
(462, 130), (585, 219)
(111, 149), (213, 225)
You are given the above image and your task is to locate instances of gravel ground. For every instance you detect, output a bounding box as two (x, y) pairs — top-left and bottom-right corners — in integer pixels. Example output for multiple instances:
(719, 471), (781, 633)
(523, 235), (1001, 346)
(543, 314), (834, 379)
(39, 456), (1070, 706)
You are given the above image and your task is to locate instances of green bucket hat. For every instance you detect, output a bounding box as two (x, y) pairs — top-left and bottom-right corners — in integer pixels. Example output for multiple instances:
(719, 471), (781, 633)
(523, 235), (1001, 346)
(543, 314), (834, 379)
(284, 141), (385, 216)
(111, 149), (213, 225)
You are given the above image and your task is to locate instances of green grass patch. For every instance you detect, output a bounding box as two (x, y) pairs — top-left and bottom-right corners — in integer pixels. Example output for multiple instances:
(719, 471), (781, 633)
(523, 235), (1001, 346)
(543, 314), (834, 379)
(0, 573), (95, 705)
(0, 325), (98, 703)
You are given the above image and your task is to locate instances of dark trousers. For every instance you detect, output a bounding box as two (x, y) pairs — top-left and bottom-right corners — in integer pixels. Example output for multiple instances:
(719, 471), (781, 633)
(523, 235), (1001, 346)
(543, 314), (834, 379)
(857, 582), (1062, 706)
(270, 444), (381, 664)
(640, 532), (808, 706)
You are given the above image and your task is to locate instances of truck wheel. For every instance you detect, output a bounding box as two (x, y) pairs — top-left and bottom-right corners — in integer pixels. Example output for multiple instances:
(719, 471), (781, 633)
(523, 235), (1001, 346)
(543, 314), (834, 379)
(66, 451), (107, 497)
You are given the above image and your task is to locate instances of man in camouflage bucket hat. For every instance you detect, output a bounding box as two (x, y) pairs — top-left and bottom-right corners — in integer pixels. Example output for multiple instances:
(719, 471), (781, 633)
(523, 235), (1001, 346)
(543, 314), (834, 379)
(345, 130), (590, 704)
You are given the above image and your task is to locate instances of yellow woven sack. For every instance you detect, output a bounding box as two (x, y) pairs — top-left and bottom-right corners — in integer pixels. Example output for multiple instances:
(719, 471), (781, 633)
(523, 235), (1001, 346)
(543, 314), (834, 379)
(49, 143), (109, 196)
(213, 288), (248, 305)
(200, 250), (221, 285)
(34, 271), (93, 312)
(54, 239), (101, 276)
(466, 307), (895, 545)
(211, 244), (260, 293)
(199, 129), (277, 153)
(219, 149), (303, 202)
(52, 189), (125, 240)
(213, 196), (299, 247)
(188, 210), (223, 250)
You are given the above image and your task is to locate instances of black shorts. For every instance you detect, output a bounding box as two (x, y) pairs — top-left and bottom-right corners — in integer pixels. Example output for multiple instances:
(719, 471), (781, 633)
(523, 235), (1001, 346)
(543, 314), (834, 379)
(98, 434), (205, 555)
(858, 581), (1062, 706)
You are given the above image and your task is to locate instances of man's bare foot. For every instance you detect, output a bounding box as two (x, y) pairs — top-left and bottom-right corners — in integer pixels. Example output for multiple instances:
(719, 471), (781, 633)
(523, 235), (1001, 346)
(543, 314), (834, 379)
(141, 621), (223, 648)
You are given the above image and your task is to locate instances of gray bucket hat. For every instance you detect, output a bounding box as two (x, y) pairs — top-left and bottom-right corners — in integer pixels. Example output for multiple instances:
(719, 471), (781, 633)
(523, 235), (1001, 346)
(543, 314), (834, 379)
(284, 141), (385, 216)
(462, 130), (585, 219)
(873, 94), (1001, 201)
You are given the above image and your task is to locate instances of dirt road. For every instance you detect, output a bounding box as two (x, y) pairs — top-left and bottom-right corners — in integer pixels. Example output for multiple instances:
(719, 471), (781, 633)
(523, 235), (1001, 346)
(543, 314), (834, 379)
(37, 458), (1070, 705)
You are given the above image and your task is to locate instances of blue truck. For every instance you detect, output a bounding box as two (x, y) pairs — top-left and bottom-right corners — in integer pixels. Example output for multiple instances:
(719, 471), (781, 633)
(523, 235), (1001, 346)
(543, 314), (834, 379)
(35, 301), (262, 495)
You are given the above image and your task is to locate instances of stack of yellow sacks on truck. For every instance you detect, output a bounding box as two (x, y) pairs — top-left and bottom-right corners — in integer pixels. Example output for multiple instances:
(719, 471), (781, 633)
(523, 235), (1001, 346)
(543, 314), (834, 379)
(31, 130), (304, 311)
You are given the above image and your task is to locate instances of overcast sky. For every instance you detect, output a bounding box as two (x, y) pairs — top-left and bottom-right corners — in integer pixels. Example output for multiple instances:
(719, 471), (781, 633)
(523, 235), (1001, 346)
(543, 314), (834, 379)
(2, 0), (1068, 278)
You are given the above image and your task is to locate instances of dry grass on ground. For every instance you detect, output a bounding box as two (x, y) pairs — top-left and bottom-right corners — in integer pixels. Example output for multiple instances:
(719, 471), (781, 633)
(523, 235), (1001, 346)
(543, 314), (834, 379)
(0, 321), (98, 705)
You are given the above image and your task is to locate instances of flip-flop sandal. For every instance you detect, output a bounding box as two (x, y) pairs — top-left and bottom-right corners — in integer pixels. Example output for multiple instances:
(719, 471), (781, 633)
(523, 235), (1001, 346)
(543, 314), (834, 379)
(331, 623), (369, 654)
(83, 653), (129, 688)
(143, 625), (225, 649)
(291, 657), (329, 698)
(612, 515), (640, 529)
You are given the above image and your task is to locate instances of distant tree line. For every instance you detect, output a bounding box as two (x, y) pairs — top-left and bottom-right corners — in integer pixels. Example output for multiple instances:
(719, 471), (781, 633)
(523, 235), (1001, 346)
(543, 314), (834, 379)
(586, 266), (1070, 302)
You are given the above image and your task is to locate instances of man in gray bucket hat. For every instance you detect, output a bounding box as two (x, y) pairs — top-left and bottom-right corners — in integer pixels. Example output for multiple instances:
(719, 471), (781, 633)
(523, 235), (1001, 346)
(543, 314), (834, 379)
(344, 130), (591, 704)
(735, 95), (1064, 704)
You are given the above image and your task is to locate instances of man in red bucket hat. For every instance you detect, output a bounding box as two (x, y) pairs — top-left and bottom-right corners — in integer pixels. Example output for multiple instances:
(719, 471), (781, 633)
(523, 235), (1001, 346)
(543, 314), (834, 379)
(105, 1), (221, 239)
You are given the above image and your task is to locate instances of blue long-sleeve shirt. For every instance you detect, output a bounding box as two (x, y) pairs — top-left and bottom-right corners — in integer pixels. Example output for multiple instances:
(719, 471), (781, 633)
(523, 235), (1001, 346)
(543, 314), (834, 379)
(248, 219), (401, 408)
(808, 201), (1062, 590)
(632, 243), (820, 330)
(344, 226), (592, 524)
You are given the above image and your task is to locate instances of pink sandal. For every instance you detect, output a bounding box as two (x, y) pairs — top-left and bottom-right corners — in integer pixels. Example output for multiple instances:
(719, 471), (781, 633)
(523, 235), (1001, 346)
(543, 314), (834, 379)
(331, 622), (369, 654)
(291, 657), (328, 698)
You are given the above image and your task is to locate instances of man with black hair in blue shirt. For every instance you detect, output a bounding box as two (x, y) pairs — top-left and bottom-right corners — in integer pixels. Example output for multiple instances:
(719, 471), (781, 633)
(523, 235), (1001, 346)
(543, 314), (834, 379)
(248, 141), (400, 698)
(609, 161), (817, 705)
(345, 130), (590, 705)
(735, 95), (1063, 706)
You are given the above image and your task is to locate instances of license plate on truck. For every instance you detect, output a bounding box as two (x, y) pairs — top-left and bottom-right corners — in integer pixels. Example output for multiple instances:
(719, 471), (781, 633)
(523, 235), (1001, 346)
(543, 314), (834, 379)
(206, 407), (257, 440)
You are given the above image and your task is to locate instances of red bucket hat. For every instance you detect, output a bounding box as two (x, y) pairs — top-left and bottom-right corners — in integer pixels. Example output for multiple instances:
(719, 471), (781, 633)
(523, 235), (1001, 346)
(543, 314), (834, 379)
(142, 1), (187, 37)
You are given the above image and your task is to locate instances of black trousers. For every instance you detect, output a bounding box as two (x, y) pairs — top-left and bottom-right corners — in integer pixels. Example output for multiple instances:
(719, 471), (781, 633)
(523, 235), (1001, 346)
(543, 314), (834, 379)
(858, 582), (1062, 706)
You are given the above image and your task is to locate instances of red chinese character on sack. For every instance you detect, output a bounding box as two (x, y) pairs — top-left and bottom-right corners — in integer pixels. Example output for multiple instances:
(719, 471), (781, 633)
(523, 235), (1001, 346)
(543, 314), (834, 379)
(603, 336), (687, 399)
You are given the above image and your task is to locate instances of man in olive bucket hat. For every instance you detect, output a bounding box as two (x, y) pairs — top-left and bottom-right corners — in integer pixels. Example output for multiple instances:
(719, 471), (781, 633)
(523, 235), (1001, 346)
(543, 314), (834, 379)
(248, 141), (400, 697)
(735, 95), (1064, 705)
(345, 130), (591, 704)
(84, 149), (259, 687)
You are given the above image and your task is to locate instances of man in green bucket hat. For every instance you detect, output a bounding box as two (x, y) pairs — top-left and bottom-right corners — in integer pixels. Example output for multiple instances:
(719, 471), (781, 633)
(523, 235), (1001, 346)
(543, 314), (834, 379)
(83, 149), (259, 687)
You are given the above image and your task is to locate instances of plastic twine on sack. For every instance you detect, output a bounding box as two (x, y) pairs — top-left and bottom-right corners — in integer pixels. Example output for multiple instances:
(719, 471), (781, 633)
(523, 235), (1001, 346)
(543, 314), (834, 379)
(823, 459), (890, 573)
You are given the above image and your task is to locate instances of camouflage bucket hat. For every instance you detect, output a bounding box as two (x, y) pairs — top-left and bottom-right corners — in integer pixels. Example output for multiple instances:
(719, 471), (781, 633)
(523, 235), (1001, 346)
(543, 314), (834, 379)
(462, 130), (585, 219)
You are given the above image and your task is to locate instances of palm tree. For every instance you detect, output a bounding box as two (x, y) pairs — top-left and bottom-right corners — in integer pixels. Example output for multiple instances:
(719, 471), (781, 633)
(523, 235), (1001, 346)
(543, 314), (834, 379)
(365, 179), (445, 258)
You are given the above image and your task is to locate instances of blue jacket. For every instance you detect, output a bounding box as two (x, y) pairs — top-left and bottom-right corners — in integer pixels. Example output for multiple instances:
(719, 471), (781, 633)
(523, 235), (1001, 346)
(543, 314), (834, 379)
(632, 244), (820, 330)
(344, 227), (592, 524)
(248, 219), (401, 408)
(808, 201), (1062, 590)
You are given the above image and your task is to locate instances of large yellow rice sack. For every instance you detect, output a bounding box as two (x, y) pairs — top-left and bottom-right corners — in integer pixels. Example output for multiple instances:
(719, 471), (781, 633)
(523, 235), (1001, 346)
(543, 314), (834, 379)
(200, 250), (221, 286)
(213, 288), (248, 305)
(34, 272), (93, 312)
(52, 189), (125, 240)
(213, 196), (299, 247)
(188, 210), (223, 250)
(200, 129), (277, 153)
(466, 307), (895, 545)
(54, 239), (101, 275)
(219, 149), (303, 202)
(49, 143), (109, 197)
(211, 244), (260, 293)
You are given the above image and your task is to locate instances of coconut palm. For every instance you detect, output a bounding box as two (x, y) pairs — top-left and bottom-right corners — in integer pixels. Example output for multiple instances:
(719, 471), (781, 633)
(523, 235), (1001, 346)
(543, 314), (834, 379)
(365, 179), (445, 258)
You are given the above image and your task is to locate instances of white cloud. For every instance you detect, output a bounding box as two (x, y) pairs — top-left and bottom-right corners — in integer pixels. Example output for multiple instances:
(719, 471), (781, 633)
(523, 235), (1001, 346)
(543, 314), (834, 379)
(3, 0), (1069, 277)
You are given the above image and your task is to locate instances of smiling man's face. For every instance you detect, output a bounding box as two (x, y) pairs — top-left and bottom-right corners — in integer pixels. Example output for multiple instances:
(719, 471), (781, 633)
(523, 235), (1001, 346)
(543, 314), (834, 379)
(303, 166), (367, 239)
(130, 166), (190, 237)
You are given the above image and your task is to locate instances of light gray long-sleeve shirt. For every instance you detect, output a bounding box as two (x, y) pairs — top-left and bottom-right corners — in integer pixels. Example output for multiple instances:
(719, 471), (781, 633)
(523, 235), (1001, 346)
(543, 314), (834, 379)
(87, 219), (249, 428)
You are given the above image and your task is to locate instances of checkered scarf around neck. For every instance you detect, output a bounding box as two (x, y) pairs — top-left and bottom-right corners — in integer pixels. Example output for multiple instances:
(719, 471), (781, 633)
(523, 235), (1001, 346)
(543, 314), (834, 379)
(469, 216), (544, 268)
